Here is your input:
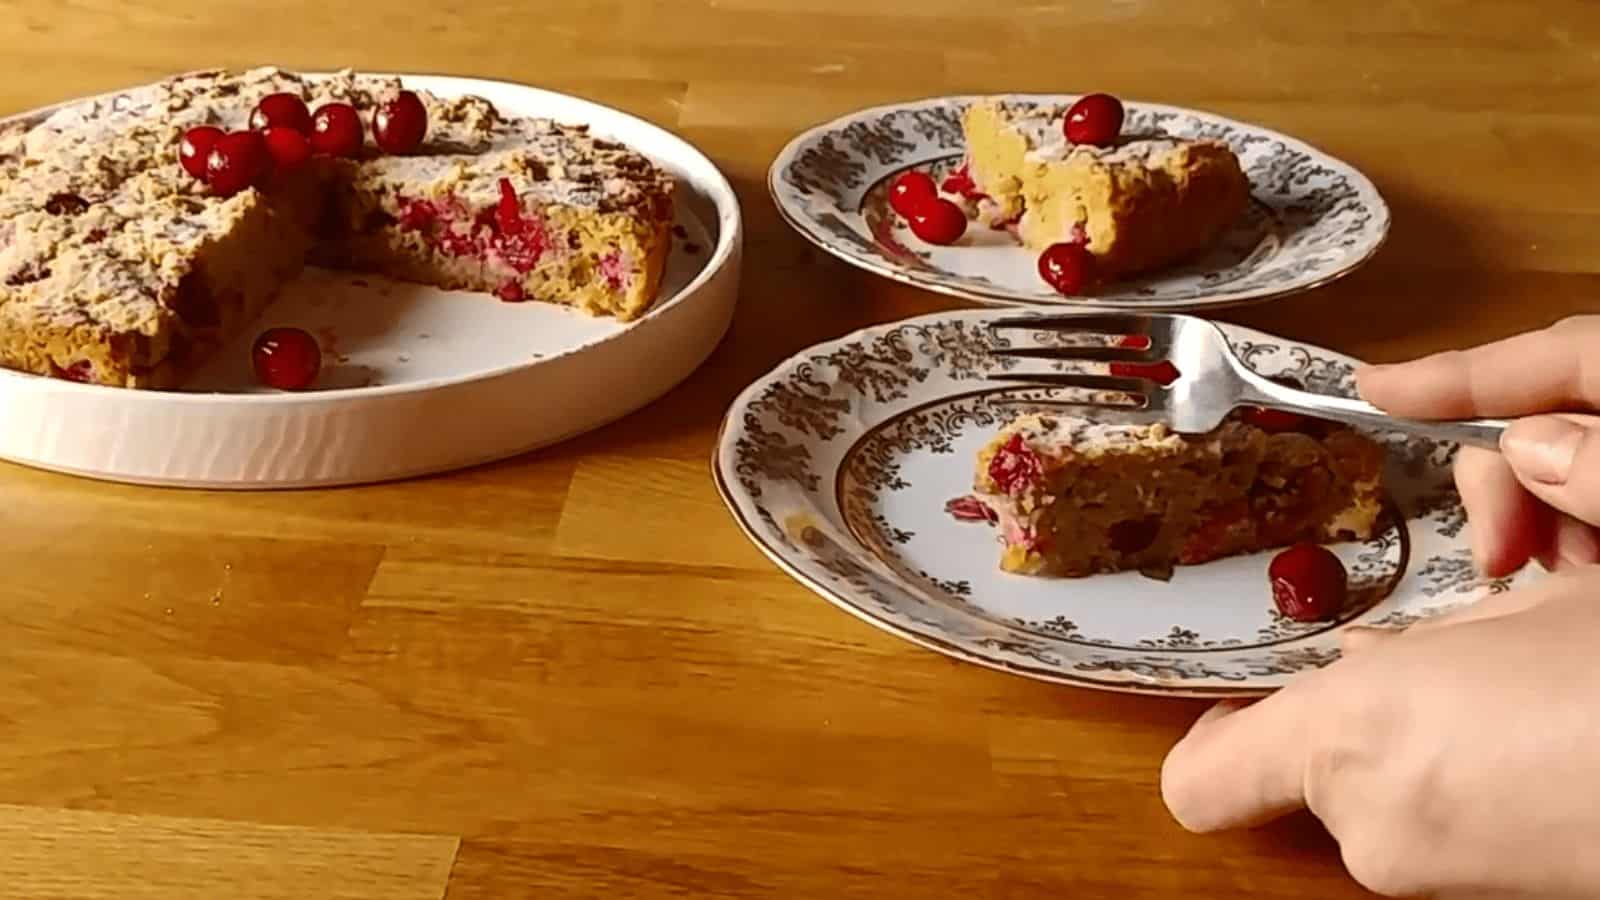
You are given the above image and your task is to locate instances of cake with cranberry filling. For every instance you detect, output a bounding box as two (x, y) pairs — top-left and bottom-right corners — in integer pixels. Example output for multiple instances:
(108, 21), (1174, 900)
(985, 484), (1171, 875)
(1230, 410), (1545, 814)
(0, 66), (675, 388)
(954, 98), (1249, 279)
(964, 411), (1385, 577)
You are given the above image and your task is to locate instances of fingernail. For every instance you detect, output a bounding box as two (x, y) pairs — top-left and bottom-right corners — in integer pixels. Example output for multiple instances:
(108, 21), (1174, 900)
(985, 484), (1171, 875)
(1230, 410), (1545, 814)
(1503, 417), (1585, 485)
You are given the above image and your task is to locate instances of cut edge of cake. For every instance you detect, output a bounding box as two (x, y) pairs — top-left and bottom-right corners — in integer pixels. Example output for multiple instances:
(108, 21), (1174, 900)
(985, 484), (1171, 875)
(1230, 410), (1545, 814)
(964, 412), (1386, 578)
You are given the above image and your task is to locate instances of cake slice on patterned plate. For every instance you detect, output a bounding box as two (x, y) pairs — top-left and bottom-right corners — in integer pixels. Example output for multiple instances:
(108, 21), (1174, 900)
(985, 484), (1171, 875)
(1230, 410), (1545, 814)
(0, 66), (675, 388)
(961, 410), (1386, 578)
(952, 97), (1250, 281)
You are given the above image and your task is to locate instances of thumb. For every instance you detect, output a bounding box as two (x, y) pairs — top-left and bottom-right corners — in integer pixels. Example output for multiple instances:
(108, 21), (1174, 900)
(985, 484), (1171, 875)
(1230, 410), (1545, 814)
(1501, 414), (1600, 528)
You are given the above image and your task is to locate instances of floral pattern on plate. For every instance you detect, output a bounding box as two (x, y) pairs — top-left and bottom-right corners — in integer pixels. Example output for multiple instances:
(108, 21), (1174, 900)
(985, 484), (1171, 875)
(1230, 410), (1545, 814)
(714, 310), (1537, 695)
(769, 95), (1390, 311)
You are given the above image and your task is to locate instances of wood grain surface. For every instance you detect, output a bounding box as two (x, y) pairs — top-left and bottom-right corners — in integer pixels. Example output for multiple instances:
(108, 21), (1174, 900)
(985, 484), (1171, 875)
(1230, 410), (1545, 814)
(2, 1), (1596, 897)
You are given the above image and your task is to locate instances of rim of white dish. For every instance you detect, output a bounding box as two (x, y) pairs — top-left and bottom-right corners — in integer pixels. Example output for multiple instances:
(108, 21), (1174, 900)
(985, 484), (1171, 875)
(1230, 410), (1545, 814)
(767, 92), (1391, 312)
(712, 307), (1395, 697)
(0, 70), (742, 404)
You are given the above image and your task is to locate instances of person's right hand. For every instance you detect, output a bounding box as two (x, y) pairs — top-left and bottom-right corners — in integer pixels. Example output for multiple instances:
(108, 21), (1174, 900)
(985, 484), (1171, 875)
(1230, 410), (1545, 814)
(1356, 315), (1600, 576)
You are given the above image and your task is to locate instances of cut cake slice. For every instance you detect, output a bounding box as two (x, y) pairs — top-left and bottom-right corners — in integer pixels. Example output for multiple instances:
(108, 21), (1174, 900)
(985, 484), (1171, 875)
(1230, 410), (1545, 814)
(957, 98), (1250, 279)
(967, 412), (1386, 577)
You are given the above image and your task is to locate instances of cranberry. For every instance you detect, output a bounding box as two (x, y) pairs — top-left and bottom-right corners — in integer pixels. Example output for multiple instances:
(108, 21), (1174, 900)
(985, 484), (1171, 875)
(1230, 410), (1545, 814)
(179, 126), (223, 180)
(250, 92), (312, 134)
(49, 359), (93, 383)
(888, 171), (937, 218)
(598, 249), (626, 290)
(496, 178), (523, 233)
(373, 90), (427, 154)
(1064, 93), (1125, 147)
(1110, 360), (1181, 385)
(1268, 543), (1348, 622)
(496, 281), (525, 302)
(251, 327), (322, 390)
(262, 127), (311, 172)
(908, 198), (966, 245)
(1038, 242), (1094, 294)
(1115, 334), (1151, 350)
(309, 103), (364, 157)
(940, 164), (985, 200)
(489, 180), (549, 272)
(1241, 406), (1315, 433)
(945, 495), (998, 524)
(205, 131), (269, 196)
(987, 433), (1044, 495)
(1109, 515), (1162, 553)
(397, 197), (438, 231)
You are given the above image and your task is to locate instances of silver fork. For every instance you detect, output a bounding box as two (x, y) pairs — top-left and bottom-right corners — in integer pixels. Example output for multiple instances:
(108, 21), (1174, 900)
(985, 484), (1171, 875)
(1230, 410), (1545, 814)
(983, 312), (1507, 450)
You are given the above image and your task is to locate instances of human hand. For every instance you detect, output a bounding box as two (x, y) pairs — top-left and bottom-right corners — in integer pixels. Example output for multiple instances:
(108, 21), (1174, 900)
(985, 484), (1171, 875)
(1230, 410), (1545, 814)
(1162, 567), (1600, 898)
(1357, 315), (1600, 577)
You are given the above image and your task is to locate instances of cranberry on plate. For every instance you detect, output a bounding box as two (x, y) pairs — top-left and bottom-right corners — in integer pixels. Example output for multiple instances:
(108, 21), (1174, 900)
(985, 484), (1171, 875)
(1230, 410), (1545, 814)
(907, 198), (966, 245)
(1064, 93), (1125, 147)
(251, 327), (322, 391)
(1268, 542), (1348, 622)
(1240, 406), (1315, 434)
(1242, 377), (1320, 433)
(888, 171), (938, 218)
(1109, 360), (1181, 386)
(1037, 242), (1094, 295)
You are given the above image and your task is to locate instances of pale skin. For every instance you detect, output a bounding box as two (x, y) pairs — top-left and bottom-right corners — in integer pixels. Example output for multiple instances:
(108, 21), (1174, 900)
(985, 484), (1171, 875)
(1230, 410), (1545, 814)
(1161, 315), (1600, 899)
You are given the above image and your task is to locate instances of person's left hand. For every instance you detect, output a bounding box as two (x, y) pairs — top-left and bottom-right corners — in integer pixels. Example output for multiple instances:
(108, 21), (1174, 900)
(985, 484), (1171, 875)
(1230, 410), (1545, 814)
(1161, 566), (1600, 899)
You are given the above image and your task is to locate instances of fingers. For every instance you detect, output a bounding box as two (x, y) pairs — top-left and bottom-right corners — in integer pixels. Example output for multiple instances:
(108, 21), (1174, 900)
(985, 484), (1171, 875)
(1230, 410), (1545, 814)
(1501, 414), (1600, 528)
(1339, 626), (1399, 654)
(1396, 580), (1561, 636)
(1162, 684), (1321, 832)
(1355, 316), (1600, 418)
(1454, 446), (1550, 578)
(1550, 513), (1600, 570)
(1343, 568), (1579, 655)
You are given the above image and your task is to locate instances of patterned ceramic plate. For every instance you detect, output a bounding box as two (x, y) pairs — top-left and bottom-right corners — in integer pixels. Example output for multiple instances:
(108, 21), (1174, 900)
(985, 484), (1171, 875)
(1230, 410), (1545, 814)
(714, 310), (1538, 696)
(769, 95), (1389, 310)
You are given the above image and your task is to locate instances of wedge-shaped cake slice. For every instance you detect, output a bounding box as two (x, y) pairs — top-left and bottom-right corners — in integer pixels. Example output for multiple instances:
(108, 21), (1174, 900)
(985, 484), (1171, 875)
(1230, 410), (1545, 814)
(957, 98), (1250, 279)
(966, 412), (1385, 577)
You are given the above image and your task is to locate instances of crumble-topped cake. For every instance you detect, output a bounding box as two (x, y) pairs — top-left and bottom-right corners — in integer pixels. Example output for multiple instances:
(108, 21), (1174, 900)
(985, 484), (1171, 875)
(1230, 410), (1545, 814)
(954, 98), (1249, 279)
(963, 411), (1385, 577)
(0, 66), (675, 388)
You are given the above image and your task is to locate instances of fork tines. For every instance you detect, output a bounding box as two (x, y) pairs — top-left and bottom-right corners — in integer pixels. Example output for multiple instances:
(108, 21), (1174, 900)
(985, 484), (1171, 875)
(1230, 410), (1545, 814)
(981, 371), (1157, 395)
(982, 312), (1173, 402)
(985, 313), (1160, 335)
(984, 312), (1164, 363)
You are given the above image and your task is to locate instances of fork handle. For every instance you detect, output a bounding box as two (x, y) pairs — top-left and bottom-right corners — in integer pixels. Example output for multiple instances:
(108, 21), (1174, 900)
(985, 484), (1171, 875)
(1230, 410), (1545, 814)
(1251, 386), (1508, 451)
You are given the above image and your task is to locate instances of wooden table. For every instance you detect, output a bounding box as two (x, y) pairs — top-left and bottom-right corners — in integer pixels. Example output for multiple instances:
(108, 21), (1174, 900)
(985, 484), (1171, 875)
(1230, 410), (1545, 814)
(1, 2), (1594, 897)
